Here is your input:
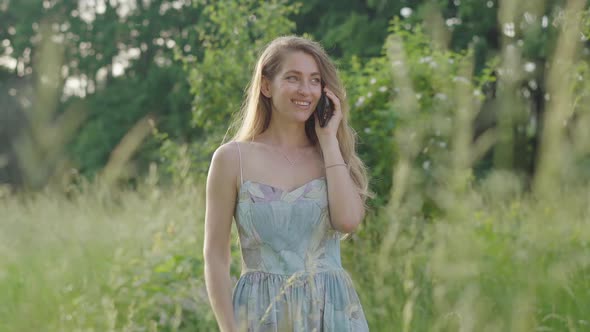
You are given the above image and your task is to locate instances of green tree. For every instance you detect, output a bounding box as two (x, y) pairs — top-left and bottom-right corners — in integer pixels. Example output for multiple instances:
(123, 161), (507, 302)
(184, 0), (299, 171)
(292, 0), (417, 58)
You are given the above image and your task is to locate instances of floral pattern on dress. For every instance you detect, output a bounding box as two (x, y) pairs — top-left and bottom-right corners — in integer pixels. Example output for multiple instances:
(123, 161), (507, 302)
(232, 178), (369, 331)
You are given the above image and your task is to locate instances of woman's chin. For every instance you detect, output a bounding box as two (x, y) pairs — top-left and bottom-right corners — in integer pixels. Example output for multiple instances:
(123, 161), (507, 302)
(274, 109), (314, 124)
(283, 113), (311, 124)
(296, 110), (314, 121)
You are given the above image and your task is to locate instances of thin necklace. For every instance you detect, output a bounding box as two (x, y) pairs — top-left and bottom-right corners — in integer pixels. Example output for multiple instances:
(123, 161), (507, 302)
(273, 145), (304, 166)
(257, 141), (309, 166)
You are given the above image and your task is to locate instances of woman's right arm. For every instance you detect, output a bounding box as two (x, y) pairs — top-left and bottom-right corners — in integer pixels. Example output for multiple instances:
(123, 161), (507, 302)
(203, 143), (239, 332)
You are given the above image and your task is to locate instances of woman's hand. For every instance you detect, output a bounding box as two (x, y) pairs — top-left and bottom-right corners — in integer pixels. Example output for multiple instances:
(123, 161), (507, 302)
(314, 87), (342, 146)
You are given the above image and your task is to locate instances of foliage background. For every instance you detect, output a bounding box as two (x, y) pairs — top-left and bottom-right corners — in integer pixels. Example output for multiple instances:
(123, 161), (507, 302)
(1, 0), (590, 331)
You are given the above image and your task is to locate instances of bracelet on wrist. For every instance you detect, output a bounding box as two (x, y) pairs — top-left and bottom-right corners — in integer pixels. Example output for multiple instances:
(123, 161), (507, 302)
(325, 163), (348, 169)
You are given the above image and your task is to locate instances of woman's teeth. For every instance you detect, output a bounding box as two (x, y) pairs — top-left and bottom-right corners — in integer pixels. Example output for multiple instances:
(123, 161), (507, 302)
(293, 100), (310, 106)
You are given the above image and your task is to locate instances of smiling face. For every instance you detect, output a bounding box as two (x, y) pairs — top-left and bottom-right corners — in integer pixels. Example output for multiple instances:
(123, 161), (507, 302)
(261, 51), (322, 123)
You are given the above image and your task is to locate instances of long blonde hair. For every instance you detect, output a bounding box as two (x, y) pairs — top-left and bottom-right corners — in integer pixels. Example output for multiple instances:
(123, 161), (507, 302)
(225, 36), (374, 207)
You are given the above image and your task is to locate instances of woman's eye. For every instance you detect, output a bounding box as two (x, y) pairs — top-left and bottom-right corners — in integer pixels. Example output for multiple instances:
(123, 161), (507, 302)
(286, 76), (298, 82)
(311, 78), (321, 84)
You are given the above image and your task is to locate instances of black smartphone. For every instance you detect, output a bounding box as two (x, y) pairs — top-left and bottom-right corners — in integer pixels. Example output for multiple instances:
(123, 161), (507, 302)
(315, 81), (334, 128)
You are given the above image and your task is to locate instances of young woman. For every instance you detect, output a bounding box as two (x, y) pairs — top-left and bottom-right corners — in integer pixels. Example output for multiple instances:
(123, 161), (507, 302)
(204, 36), (372, 331)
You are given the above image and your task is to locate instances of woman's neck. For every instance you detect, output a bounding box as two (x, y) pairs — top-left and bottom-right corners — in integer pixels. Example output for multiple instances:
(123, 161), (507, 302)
(256, 122), (312, 149)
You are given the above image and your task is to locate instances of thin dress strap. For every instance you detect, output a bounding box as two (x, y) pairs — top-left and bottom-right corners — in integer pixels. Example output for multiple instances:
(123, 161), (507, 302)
(234, 141), (243, 185)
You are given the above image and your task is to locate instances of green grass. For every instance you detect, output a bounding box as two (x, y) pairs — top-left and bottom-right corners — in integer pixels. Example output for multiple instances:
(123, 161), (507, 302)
(342, 172), (590, 331)
(1, 169), (589, 331)
(0, 181), (218, 332)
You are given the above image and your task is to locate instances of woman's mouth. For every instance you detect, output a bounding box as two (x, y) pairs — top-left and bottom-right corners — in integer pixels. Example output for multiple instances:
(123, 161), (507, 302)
(292, 99), (311, 109)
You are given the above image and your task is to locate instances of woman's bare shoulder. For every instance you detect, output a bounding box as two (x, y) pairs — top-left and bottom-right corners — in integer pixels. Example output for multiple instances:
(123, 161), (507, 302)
(212, 141), (239, 159)
(208, 141), (240, 185)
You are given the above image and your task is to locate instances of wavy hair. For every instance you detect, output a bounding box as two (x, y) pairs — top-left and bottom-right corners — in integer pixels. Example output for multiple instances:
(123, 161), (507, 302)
(225, 36), (374, 207)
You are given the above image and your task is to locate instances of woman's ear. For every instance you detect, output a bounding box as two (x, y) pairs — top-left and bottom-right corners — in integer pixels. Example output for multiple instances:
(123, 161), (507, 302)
(261, 76), (272, 98)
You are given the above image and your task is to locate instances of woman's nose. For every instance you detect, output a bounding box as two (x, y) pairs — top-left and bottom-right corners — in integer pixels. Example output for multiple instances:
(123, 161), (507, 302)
(297, 82), (311, 95)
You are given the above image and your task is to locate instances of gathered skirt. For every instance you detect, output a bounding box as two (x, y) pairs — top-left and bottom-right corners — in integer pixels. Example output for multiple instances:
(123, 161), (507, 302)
(232, 269), (369, 331)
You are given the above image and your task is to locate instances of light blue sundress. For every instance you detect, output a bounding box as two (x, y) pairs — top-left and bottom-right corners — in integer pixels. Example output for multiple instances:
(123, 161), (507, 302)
(231, 141), (369, 331)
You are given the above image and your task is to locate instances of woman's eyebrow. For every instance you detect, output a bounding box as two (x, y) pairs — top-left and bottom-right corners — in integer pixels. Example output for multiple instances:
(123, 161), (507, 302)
(284, 70), (321, 76)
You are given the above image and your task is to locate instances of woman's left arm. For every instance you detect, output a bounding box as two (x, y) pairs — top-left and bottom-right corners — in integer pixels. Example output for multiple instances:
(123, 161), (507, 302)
(316, 87), (365, 233)
(320, 137), (365, 233)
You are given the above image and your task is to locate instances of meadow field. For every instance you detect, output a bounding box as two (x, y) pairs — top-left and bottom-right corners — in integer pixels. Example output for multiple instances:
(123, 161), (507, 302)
(2, 149), (590, 332)
(2, 0), (590, 331)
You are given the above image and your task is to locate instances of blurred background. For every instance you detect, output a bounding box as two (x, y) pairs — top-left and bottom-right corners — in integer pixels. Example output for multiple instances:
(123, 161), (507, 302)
(1, 0), (590, 331)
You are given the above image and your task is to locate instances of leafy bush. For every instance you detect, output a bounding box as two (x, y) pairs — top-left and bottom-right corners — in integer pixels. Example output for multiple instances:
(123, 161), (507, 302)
(341, 5), (590, 331)
(158, 0), (299, 182)
(343, 17), (495, 211)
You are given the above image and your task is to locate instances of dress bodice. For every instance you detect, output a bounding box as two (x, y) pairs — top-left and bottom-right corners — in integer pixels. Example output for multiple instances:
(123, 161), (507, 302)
(234, 177), (343, 275)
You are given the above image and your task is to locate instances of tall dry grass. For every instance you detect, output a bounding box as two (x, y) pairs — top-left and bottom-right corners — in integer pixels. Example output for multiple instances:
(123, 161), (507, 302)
(2, 1), (590, 331)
